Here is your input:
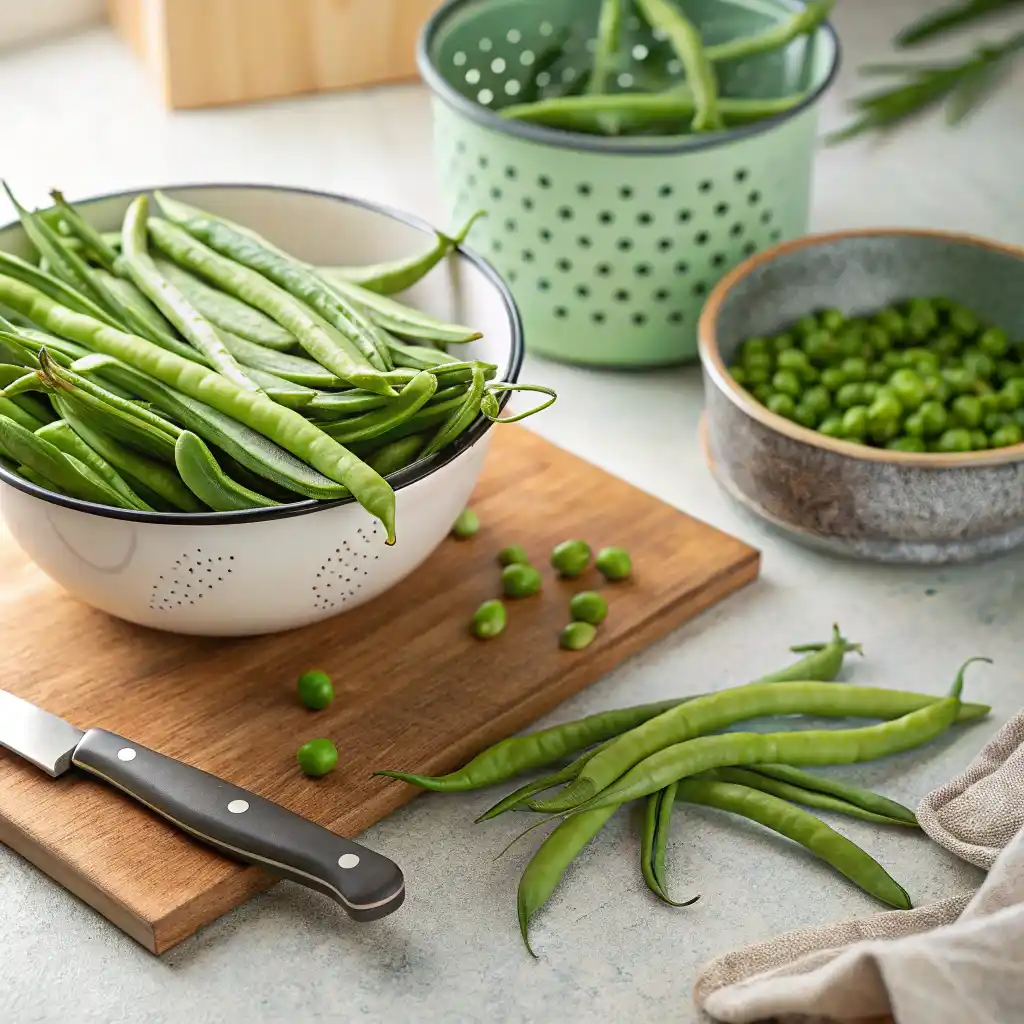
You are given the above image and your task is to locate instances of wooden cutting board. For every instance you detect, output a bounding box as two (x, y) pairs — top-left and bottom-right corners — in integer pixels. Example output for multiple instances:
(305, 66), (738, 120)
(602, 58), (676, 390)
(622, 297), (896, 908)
(0, 426), (759, 954)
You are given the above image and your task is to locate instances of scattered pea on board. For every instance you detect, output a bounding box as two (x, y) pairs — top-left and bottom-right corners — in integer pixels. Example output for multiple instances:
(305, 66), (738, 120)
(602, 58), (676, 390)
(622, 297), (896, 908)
(570, 591), (608, 625)
(297, 738), (338, 777)
(451, 508), (480, 539)
(502, 563), (543, 598)
(729, 298), (1024, 452)
(297, 670), (334, 710)
(551, 539), (592, 578)
(472, 599), (507, 639)
(497, 544), (530, 567)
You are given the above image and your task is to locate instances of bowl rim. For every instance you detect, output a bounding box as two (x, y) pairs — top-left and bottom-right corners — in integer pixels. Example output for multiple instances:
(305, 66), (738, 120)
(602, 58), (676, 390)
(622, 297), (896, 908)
(417, 0), (842, 156)
(698, 226), (1024, 469)
(0, 182), (525, 525)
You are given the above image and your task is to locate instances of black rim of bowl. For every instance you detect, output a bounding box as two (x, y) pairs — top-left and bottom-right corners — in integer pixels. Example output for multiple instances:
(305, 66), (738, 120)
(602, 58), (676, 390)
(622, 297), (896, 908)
(0, 182), (525, 526)
(417, 0), (842, 156)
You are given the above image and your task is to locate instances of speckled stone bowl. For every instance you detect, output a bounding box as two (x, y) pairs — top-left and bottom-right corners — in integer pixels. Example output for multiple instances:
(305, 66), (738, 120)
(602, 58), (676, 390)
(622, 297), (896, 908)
(698, 229), (1024, 564)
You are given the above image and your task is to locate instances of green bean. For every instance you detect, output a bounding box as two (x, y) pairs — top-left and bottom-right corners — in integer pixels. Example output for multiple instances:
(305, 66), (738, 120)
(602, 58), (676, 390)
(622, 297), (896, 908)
(174, 431), (277, 511)
(15, 464), (64, 490)
(0, 324), (88, 368)
(319, 210), (484, 295)
(56, 401), (203, 512)
(322, 276), (482, 346)
(244, 367), (317, 408)
(35, 420), (152, 511)
(121, 197), (262, 393)
(747, 764), (919, 824)
(320, 370), (437, 443)
(386, 336), (455, 370)
(674, 780), (911, 908)
(517, 804), (620, 957)
(0, 413), (132, 507)
(374, 629), (862, 792)
(46, 191), (121, 271)
(421, 364), (486, 457)
(705, 1), (834, 63)
(154, 194), (393, 372)
(0, 395), (47, 432)
(216, 329), (343, 388)
(563, 659), (985, 815)
(501, 88), (803, 134)
(383, 361), (498, 387)
(534, 672), (986, 812)
(589, 0), (624, 94)
(95, 270), (176, 342)
(0, 251), (120, 328)
(72, 354), (346, 500)
(0, 276), (396, 538)
(147, 217), (396, 394)
(642, 782), (697, 906)
(153, 256), (297, 350)
(366, 433), (426, 477)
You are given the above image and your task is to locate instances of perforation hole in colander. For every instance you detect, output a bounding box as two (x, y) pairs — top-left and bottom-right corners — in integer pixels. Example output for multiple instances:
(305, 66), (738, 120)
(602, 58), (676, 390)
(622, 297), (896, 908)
(150, 549), (234, 613)
(310, 521), (382, 614)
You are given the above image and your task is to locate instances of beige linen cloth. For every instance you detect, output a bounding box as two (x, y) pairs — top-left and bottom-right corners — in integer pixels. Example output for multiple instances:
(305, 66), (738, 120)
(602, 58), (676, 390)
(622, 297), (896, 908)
(693, 709), (1024, 1024)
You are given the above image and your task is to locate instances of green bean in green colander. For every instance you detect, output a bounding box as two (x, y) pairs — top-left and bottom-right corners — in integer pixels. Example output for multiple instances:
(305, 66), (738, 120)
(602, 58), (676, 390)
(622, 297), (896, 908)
(153, 192), (394, 373)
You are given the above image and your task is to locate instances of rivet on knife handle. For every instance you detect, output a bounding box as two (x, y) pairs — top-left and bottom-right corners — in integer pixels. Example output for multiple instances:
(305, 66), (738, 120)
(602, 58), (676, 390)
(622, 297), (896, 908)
(71, 728), (405, 921)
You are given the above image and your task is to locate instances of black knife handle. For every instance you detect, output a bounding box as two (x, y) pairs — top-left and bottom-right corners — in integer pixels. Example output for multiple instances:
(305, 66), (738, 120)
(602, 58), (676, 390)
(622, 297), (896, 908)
(71, 729), (405, 921)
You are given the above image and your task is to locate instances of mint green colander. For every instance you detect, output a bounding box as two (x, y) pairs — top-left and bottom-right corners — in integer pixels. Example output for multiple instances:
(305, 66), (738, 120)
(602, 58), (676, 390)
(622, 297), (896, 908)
(418, 0), (840, 367)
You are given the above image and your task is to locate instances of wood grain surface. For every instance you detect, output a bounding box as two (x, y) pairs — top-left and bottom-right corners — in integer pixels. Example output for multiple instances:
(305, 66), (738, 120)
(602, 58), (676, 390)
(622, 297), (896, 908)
(0, 426), (759, 953)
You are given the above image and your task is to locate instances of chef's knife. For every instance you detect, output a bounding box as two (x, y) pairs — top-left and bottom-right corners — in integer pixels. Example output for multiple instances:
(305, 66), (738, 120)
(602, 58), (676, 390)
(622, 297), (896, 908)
(0, 689), (405, 922)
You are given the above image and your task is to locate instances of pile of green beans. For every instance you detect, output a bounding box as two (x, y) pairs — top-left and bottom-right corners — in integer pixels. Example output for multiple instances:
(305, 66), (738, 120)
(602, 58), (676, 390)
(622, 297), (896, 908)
(0, 187), (555, 540)
(729, 298), (1024, 453)
(496, 0), (833, 137)
(374, 627), (993, 955)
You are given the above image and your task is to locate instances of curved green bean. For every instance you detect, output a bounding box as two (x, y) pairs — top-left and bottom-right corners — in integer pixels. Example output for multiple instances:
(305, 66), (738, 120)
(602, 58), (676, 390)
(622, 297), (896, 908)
(673, 780), (911, 909)
(154, 193), (393, 372)
(174, 431), (278, 511)
(147, 217), (396, 395)
(319, 370), (437, 444)
(0, 395), (47, 432)
(635, 0), (722, 131)
(705, 1), (834, 63)
(0, 250), (120, 328)
(122, 196), (261, 393)
(560, 659), (985, 815)
(216, 328), (343, 388)
(366, 433), (426, 477)
(589, 0), (624, 95)
(517, 805), (620, 957)
(0, 276), (396, 540)
(642, 782), (696, 906)
(421, 364), (486, 457)
(386, 336), (455, 370)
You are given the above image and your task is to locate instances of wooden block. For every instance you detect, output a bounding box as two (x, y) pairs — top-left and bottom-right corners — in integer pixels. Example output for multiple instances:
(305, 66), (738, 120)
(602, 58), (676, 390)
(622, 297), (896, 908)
(0, 426), (759, 952)
(106, 0), (444, 109)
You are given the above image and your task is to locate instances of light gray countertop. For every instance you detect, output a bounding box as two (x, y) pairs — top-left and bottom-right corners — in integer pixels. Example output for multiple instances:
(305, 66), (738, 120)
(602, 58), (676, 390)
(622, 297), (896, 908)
(1, 2), (1023, 1021)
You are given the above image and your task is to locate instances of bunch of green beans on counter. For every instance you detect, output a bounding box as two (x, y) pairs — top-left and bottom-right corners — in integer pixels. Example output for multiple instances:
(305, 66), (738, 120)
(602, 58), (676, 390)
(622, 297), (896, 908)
(493, 0), (834, 138)
(0, 186), (555, 541)
(374, 627), (994, 955)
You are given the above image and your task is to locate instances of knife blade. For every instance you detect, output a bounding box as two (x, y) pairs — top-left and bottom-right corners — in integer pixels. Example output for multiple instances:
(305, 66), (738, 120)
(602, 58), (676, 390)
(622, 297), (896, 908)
(0, 689), (405, 922)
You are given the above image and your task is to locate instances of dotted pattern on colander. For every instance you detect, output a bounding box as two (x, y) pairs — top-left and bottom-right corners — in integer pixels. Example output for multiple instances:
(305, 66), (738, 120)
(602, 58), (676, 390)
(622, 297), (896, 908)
(310, 522), (381, 614)
(150, 550), (234, 613)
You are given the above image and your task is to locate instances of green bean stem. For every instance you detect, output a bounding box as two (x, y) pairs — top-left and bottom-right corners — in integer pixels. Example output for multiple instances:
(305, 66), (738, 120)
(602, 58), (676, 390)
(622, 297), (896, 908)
(674, 780), (912, 909)
(589, 0), (624, 95)
(705, 1), (834, 64)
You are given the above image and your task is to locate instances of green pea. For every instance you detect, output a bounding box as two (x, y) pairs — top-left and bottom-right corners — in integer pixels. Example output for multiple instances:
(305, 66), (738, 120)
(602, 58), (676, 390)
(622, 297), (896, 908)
(839, 356), (868, 382)
(868, 361), (889, 382)
(836, 329), (864, 358)
(820, 309), (845, 333)
(841, 406), (868, 441)
(752, 381), (774, 402)
(1001, 379), (1024, 408)
(886, 436), (926, 452)
(771, 369), (802, 398)
(498, 544), (530, 567)
(794, 314), (819, 338)
(776, 348), (811, 376)
(905, 298), (938, 341)
(865, 325), (891, 353)
(802, 366), (821, 385)
(792, 403), (820, 429)
(874, 308), (906, 342)
(941, 367), (979, 395)
(984, 411), (1012, 433)
(771, 332), (796, 353)
(994, 360), (1023, 385)
(550, 539), (592, 578)
(951, 394), (983, 429)
(802, 330), (838, 366)
(883, 350), (909, 370)
(742, 349), (773, 375)
(970, 429), (989, 450)
(922, 374), (951, 404)
(867, 394), (903, 443)
(742, 335), (769, 354)
(932, 331), (961, 359)
(297, 670), (334, 711)
(820, 366), (846, 392)
(767, 393), (795, 418)
(903, 412), (925, 438)
(948, 304), (979, 337)
(978, 327), (1009, 358)
(451, 508), (480, 539)
(297, 738), (338, 778)
(503, 562), (543, 598)
(1014, 408), (1024, 429)
(991, 423), (1024, 447)
(560, 621), (597, 651)
(860, 381), (881, 402)
(818, 415), (844, 438)
(934, 428), (973, 453)
(729, 365), (749, 387)
(962, 348), (995, 381)
(801, 385), (831, 417)
(887, 368), (926, 411)
(595, 546), (632, 581)
(472, 598), (507, 639)
(903, 348), (940, 375)
(918, 400), (948, 438)
(570, 590), (608, 625)
(835, 382), (864, 410)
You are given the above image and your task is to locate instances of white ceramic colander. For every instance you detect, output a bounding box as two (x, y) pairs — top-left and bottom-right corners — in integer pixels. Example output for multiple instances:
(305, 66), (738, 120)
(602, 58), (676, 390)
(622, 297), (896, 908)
(0, 185), (523, 637)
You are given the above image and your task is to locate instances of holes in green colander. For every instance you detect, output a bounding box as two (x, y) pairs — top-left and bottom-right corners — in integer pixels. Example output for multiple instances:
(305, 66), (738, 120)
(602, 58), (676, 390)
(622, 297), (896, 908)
(617, 72), (635, 88)
(538, 174), (552, 189)
(520, 50), (535, 67)
(490, 57), (507, 74)
(617, 238), (634, 252)
(536, 71), (551, 88)
(456, 141), (466, 155)
(454, 51), (467, 67)
(577, 236), (593, 249)
(770, 228), (783, 242)
(714, 202), (729, 217)
(477, 89), (495, 106)
(635, 263), (653, 277)
(675, 261), (690, 275)
(490, 187), (503, 201)
(730, 223), (744, 237)
(693, 282), (707, 297)
(711, 253), (727, 268)
(592, 311), (607, 324)
(596, 263), (613, 277)
(507, 269), (519, 283)
(578, 183), (593, 197)
(668, 311), (685, 324)
(576, 284), (590, 298)
(677, 210), (692, 223)
(556, 258), (573, 273)
(657, 238), (674, 252)
(695, 231), (709, 245)
(562, 67), (579, 84)
(599, 211), (615, 225)
(614, 289), (631, 303)
(504, 217), (517, 233)
(504, 81), (521, 97)
(522, 249), (535, 263)
(505, 166), (518, 180)
(658, 185), (674, 198)
(735, 169), (750, 182)
(467, 174), (477, 187)
(466, 69), (481, 85)
(539, 228), (552, 242)
(619, 186), (634, 199)
(743, 241), (758, 256)
(554, 306), (568, 319)
(491, 238), (503, 253)
(522, 197), (534, 211)
(637, 212), (653, 226)
(479, 37), (493, 52)
(699, 180), (713, 193)
(654, 288), (671, 302)
(539, 21), (554, 36)
(538, 278), (551, 291)
(632, 313), (648, 326)
(507, 28), (522, 43)
(558, 206), (574, 221)
(761, 210), (773, 224)
(748, 190), (762, 205)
